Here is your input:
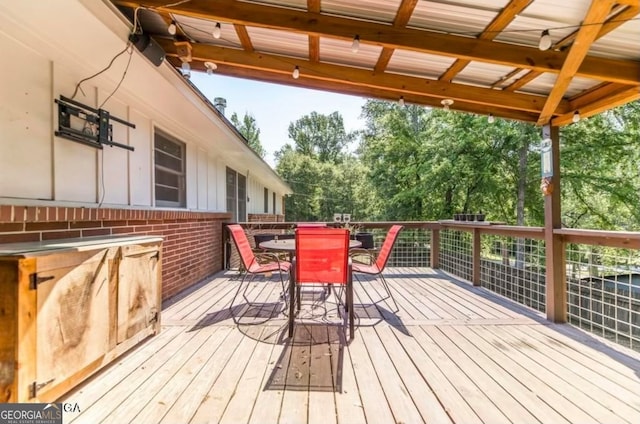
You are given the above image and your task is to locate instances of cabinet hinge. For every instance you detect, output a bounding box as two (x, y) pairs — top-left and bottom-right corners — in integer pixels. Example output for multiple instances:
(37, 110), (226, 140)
(29, 378), (55, 398)
(29, 273), (55, 290)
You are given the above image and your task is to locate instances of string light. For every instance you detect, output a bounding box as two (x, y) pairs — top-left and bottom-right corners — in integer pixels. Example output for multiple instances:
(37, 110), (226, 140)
(572, 110), (580, 123)
(441, 98), (454, 111)
(398, 96), (405, 106)
(538, 29), (552, 51)
(212, 22), (222, 39)
(292, 65), (300, 79)
(488, 113), (495, 124)
(167, 20), (177, 35)
(351, 35), (360, 53)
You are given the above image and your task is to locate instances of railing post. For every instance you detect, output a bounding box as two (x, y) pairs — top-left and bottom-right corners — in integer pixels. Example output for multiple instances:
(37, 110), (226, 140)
(543, 124), (567, 322)
(472, 228), (481, 286)
(430, 228), (439, 269)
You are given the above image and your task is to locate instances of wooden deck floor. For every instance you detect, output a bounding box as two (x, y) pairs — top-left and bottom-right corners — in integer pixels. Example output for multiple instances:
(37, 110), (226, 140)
(62, 268), (640, 424)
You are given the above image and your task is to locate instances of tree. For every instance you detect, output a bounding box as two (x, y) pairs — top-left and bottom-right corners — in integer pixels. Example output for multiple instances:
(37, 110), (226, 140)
(287, 111), (356, 163)
(275, 111), (374, 221)
(230, 112), (266, 158)
(359, 100), (542, 224)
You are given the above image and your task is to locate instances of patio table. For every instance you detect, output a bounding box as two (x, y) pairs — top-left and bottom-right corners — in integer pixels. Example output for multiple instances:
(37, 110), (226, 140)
(259, 238), (361, 252)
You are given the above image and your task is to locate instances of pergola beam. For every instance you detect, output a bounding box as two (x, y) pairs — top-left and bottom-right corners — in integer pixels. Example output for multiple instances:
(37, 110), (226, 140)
(552, 86), (640, 126)
(115, 0), (640, 85)
(156, 39), (568, 116)
(374, 0), (418, 73)
(537, 0), (616, 124)
(180, 58), (541, 122)
(439, 0), (533, 82)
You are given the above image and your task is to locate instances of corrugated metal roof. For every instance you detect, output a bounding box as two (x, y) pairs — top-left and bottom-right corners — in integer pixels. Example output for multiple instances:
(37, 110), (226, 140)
(118, 0), (640, 124)
(386, 49), (456, 79)
(320, 37), (382, 69)
(454, 61), (519, 88)
(321, 0), (399, 24)
(175, 16), (241, 48)
(247, 26), (308, 58)
(409, 1), (497, 36)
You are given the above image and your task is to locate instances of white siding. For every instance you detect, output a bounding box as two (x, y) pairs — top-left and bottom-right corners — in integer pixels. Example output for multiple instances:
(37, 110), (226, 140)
(128, 109), (152, 206)
(52, 65), (97, 203)
(197, 148), (208, 210)
(0, 35), (52, 200)
(0, 0), (291, 212)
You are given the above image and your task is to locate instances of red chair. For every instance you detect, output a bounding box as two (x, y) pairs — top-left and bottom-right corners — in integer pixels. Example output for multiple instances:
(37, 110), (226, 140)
(351, 225), (404, 312)
(227, 224), (291, 317)
(295, 222), (328, 228)
(289, 228), (354, 340)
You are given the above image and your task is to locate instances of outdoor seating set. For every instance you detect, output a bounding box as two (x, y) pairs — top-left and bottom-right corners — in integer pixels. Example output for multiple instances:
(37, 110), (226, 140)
(227, 223), (404, 341)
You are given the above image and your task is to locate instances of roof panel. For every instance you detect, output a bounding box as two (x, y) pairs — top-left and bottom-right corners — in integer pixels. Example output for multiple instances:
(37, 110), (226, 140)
(409, 1), (498, 36)
(565, 76), (606, 98)
(590, 19), (640, 61)
(247, 26), (308, 58)
(242, 0), (307, 11)
(321, 0), (400, 24)
(453, 61), (519, 87)
(175, 15), (241, 48)
(496, 0), (589, 48)
(386, 49), (456, 79)
(320, 37), (382, 69)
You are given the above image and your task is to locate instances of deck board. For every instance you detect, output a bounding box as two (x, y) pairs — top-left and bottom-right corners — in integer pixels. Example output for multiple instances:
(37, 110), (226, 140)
(60, 268), (640, 424)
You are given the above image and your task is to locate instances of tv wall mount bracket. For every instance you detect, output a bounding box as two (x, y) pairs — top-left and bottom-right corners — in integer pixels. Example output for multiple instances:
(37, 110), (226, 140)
(55, 95), (135, 151)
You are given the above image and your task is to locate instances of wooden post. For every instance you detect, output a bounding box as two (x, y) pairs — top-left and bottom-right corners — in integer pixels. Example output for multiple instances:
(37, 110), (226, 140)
(430, 228), (440, 269)
(543, 124), (566, 322)
(472, 228), (481, 286)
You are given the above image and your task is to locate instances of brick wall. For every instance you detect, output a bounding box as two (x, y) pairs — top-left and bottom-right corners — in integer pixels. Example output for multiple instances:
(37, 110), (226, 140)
(247, 213), (285, 222)
(0, 205), (231, 300)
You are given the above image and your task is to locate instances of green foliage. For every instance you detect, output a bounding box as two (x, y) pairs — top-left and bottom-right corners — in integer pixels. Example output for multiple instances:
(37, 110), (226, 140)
(287, 111), (356, 163)
(230, 112), (267, 158)
(273, 99), (640, 230)
(559, 102), (640, 230)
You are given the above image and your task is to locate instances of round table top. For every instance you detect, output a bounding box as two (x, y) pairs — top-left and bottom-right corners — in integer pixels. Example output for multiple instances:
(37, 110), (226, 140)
(259, 238), (362, 252)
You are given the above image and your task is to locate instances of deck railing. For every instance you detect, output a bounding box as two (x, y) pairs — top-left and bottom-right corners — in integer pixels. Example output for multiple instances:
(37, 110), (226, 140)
(229, 221), (640, 351)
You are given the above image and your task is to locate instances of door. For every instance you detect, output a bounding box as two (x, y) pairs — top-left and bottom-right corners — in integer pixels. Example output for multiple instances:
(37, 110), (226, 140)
(36, 248), (113, 397)
(117, 243), (161, 343)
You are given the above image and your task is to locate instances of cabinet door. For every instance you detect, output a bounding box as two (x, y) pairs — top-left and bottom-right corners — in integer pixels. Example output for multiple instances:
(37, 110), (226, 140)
(36, 248), (114, 397)
(117, 243), (161, 343)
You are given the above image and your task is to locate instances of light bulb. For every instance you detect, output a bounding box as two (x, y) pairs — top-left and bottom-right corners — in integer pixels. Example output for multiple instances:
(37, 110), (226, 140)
(538, 29), (552, 51)
(398, 96), (405, 107)
(488, 113), (495, 124)
(292, 66), (300, 79)
(204, 61), (217, 75)
(167, 21), (177, 35)
(351, 35), (360, 53)
(212, 22), (221, 39)
(181, 61), (191, 78)
(441, 98), (453, 111)
(572, 110), (580, 123)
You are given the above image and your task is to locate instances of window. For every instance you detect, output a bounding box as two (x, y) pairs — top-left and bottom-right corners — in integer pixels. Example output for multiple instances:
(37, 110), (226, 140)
(272, 192), (276, 214)
(154, 130), (185, 207)
(226, 167), (247, 221)
(264, 188), (269, 213)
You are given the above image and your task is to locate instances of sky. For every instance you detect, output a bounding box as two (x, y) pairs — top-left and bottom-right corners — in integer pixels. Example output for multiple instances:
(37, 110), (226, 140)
(190, 73), (368, 166)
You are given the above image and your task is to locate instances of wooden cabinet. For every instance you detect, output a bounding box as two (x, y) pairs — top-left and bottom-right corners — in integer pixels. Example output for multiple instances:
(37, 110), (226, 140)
(0, 235), (162, 402)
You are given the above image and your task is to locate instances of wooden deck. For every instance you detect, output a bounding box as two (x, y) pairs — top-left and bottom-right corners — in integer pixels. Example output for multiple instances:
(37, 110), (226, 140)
(61, 268), (640, 424)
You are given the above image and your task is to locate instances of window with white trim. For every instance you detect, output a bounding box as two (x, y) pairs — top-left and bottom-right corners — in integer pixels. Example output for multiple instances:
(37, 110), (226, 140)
(154, 130), (186, 207)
